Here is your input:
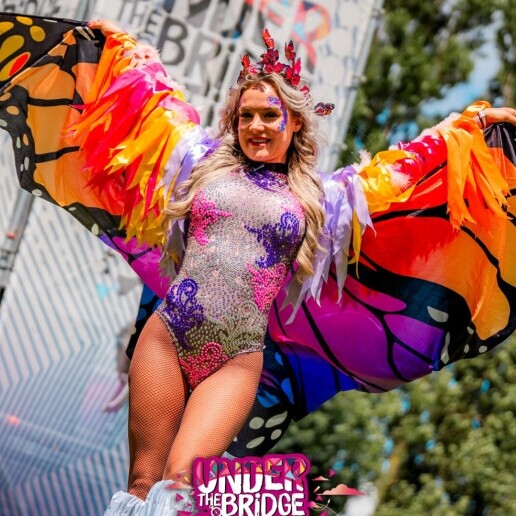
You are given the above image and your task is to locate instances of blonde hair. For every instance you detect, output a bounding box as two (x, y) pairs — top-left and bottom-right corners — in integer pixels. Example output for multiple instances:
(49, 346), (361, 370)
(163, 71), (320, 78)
(164, 73), (325, 280)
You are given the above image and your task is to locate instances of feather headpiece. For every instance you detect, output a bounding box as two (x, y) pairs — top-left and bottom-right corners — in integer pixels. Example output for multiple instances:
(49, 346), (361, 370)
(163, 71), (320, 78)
(238, 29), (334, 117)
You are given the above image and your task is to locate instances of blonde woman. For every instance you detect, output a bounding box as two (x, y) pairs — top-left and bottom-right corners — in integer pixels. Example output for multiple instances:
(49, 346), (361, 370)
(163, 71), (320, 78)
(119, 68), (327, 513)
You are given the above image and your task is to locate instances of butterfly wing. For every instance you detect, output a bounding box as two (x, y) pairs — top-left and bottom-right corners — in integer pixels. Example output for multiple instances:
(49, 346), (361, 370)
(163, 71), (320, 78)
(269, 122), (516, 396)
(0, 13), (213, 295)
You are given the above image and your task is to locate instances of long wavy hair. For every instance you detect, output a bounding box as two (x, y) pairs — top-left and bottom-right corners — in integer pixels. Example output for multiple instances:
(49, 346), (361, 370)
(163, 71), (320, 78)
(164, 73), (325, 281)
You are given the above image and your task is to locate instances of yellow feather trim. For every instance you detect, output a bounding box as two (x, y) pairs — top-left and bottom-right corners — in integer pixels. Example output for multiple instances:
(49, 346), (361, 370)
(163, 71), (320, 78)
(358, 149), (416, 213)
(67, 31), (201, 249)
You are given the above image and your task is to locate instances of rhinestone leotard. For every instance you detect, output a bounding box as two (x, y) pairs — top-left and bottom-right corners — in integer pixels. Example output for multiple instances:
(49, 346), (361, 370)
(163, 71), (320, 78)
(156, 163), (305, 389)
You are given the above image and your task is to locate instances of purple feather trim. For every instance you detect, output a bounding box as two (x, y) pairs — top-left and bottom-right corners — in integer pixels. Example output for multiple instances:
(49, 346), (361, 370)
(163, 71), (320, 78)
(283, 165), (373, 321)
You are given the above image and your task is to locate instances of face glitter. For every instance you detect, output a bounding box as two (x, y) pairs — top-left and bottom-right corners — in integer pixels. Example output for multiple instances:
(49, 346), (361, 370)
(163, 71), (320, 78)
(268, 95), (288, 132)
(238, 83), (301, 164)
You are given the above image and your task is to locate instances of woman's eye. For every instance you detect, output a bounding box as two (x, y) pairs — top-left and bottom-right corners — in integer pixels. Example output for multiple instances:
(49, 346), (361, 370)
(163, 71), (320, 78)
(265, 112), (279, 119)
(239, 112), (252, 119)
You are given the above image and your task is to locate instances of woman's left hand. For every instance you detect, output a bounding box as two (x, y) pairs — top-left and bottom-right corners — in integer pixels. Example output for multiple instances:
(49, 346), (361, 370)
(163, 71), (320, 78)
(478, 107), (516, 128)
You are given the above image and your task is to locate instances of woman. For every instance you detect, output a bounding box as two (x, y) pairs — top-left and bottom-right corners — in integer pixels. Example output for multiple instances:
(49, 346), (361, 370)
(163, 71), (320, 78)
(106, 38), (328, 512)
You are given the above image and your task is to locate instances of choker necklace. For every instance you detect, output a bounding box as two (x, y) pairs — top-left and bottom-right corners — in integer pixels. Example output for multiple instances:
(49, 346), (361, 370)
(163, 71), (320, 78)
(244, 159), (288, 175)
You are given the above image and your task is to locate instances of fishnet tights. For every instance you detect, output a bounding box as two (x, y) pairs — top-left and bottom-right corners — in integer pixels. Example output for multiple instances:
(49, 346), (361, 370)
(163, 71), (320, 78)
(127, 314), (263, 500)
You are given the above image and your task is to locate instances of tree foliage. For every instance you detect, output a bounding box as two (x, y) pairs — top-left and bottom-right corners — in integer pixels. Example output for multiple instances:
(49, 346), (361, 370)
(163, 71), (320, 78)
(489, 1), (515, 105)
(376, 343), (516, 515)
(274, 1), (515, 514)
(339, 0), (507, 166)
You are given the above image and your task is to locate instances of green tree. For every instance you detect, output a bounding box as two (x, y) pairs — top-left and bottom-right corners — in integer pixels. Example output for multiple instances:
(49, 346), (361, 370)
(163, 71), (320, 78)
(489, 1), (515, 105)
(376, 343), (516, 515)
(273, 388), (402, 514)
(340, 0), (500, 166)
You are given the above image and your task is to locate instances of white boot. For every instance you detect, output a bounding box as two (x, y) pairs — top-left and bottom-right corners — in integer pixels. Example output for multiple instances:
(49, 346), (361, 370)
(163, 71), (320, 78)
(104, 490), (145, 515)
(144, 481), (195, 515)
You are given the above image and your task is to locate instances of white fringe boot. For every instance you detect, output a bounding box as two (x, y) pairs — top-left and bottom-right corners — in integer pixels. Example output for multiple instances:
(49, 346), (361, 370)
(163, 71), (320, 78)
(104, 491), (145, 515)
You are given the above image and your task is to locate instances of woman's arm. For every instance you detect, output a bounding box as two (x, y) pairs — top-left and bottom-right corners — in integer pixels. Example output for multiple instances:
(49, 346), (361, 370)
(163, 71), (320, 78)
(287, 103), (516, 312)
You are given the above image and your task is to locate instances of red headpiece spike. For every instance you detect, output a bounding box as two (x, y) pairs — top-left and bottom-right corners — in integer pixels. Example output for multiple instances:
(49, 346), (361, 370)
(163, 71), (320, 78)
(262, 28), (274, 49)
(285, 40), (296, 61)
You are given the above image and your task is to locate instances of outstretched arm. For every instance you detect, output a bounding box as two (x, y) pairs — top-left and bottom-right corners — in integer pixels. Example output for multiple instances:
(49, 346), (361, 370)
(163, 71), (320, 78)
(285, 103), (516, 314)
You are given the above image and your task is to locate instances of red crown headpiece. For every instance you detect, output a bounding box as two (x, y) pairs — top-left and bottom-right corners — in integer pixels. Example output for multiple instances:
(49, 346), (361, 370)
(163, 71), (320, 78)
(238, 29), (334, 117)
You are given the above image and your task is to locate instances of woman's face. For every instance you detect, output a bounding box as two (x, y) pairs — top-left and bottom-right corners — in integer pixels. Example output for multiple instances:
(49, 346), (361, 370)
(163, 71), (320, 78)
(237, 82), (302, 164)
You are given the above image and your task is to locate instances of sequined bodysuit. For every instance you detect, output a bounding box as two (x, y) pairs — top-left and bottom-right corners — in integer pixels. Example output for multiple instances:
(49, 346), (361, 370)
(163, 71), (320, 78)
(156, 163), (305, 389)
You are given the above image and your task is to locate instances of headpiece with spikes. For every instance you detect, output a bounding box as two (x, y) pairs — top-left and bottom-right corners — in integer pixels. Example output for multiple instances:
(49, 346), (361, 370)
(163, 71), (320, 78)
(237, 29), (335, 117)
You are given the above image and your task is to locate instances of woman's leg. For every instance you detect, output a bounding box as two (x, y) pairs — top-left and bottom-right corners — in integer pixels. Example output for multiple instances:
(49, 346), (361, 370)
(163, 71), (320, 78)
(127, 314), (189, 499)
(162, 351), (263, 483)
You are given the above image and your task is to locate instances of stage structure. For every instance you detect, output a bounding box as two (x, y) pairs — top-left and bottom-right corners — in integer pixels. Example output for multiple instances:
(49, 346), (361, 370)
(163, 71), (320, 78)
(0, 1), (383, 514)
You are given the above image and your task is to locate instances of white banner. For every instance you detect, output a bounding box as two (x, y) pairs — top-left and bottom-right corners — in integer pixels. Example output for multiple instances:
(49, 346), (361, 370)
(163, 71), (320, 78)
(0, 0), (86, 17)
